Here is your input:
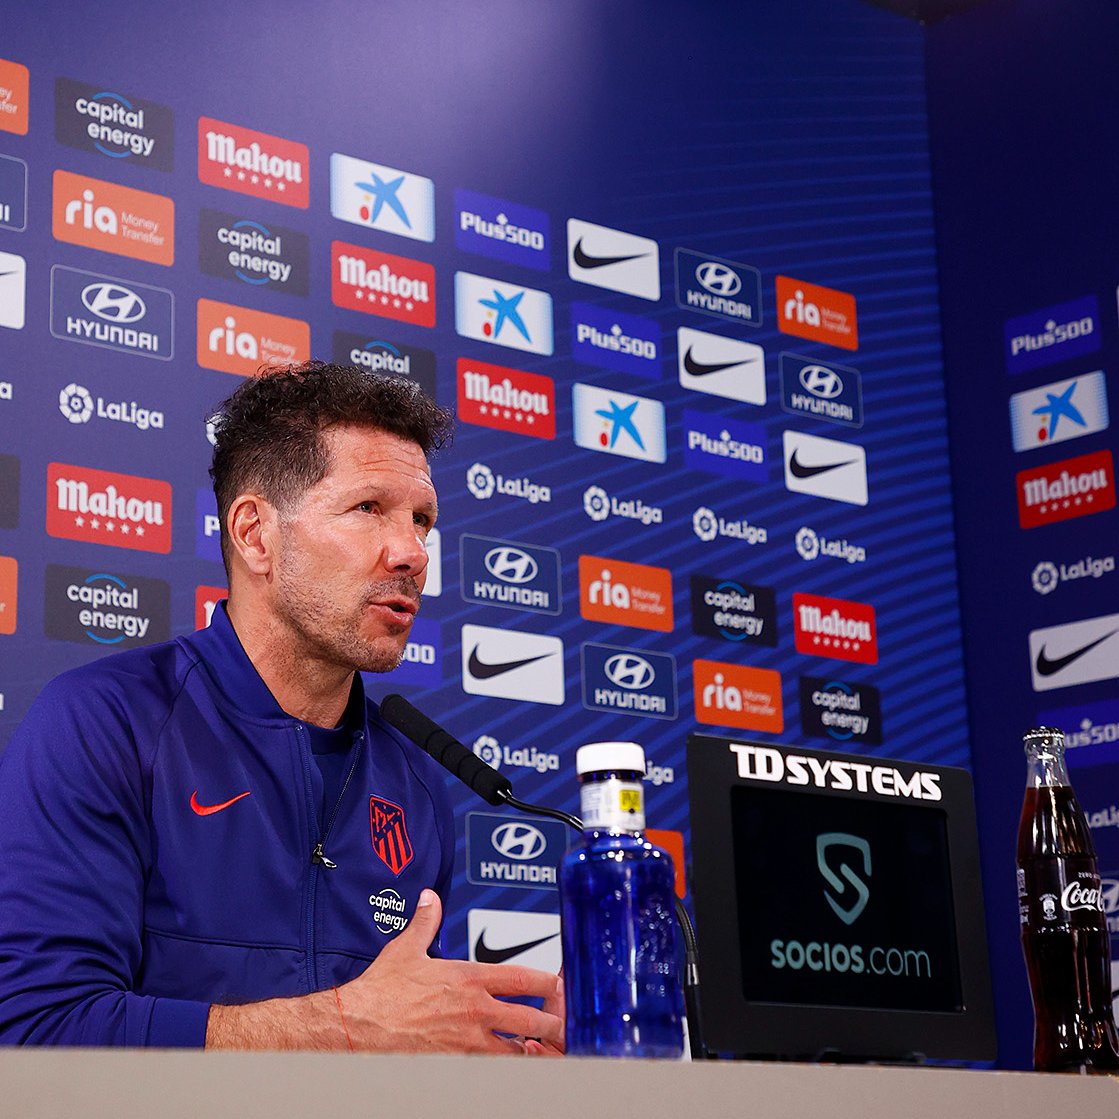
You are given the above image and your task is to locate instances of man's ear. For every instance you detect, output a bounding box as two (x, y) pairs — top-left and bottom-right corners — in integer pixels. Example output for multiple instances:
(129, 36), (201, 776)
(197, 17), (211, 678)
(227, 494), (280, 577)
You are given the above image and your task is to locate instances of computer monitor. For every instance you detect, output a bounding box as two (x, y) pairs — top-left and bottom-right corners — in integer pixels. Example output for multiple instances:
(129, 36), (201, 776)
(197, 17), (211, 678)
(687, 734), (997, 1062)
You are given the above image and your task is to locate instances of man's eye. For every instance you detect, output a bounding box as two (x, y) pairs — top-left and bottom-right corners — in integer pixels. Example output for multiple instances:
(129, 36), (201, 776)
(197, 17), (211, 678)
(358, 502), (375, 513)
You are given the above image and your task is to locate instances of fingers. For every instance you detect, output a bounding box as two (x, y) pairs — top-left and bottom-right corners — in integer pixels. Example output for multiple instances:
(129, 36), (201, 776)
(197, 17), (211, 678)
(379, 888), (441, 957)
(486, 1000), (565, 1048)
(475, 963), (566, 1000)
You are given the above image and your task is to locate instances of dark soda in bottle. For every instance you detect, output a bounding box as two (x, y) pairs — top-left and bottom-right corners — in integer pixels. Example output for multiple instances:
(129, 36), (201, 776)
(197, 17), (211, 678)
(1016, 726), (1119, 1072)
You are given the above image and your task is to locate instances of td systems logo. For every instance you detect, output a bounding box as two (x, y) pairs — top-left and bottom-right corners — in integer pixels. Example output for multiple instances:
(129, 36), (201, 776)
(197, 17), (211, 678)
(45, 564), (170, 648)
(683, 409), (767, 483)
(1029, 613), (1119, 693)
(800, 677), (883, 746)
(454, 271), (553, 355)
(333, 332), (437, 399)
(690, 575), (777, 647)
(581, 642), (677, 720)
(578, 555), (673, 632)
(466, 812), (565, 891)
(780, 352), (863, 428)
(570, 302), (659, 379)
(0, 250), (26, 330)
(460, 534), (561, 616)
(793, 592), (878, 666)
(677, 326), (766, 406)
(675, 248), (762, 326)
(198, 117), (309, 208)
(54, 78), (175, 170)
(50, 265), (173, 360)
(47, 462), (171, 553)
(693, 658), (783, 734)
(567, 218), (659, 301)
(1004, 295), (1099, 376)
(199, 209), (309, 296)
(0, 60), (29, 135)
(52, 170), (174, 266)
(776, 275), (858, 351)
(330, 152), (434, 243)
(783, 430), (868, 507)
(457, 358), (555, 440)
(461, 624), (564, 705)
(0, 154), (28, 231)
(572, 383), (666, 464)
(196, 299), (310, 377)
(1017, 450), (1115, 529)
(333, 241), (435, 328)
(1009, 371), (1108, 453)
(455, 188), (549, 271)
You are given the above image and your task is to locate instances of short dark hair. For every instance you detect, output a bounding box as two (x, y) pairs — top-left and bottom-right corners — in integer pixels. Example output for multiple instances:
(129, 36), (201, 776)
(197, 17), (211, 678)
(208, 360), (452, 576)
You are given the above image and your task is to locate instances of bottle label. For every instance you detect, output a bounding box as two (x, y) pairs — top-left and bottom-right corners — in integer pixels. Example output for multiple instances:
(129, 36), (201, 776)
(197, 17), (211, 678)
(1019, 857), (1105, 928)
(581, 778), (645, 832)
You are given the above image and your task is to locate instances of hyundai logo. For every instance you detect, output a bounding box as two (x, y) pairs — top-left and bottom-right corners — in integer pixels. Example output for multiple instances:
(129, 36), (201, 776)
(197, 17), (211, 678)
(491, 822), (547, 860)
(799, 364), (843, 399)
(81, 282), (147, 324)
(484, 546), (538, 584)
(604, 653), (655, 690)
(695, 262), (741, 297)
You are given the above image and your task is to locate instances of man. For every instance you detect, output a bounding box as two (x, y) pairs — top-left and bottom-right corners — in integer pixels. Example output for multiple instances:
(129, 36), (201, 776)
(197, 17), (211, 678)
(0, 361), (564, 1053)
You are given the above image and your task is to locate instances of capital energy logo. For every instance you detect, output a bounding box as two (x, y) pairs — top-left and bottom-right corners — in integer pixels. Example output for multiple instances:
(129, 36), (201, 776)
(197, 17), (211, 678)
(693, 658), (783, 734)
(795, 526), (866, 566)
(1009, 371), (1108, 452)
(333, 331), (437, 399)
(465, 461), (551, 505)
(45, 564), (170, 648)
(793, 592), (878, 665)
(674, 248), (761, 325)
(330, 152), (434, 243)
(1004, 295), (1099, 375)
(0, 154), (27, 231)
(776, 275), (858, 351)
(454, 271), (553, 355)
(0, 556), (16, 635)
(195, 584), (226, 630)
(199, 208), (309, 296)
(58, 381), (164, 434)
(1031, 554), (1115, 596)
(47, 462), (171, 554)
(570, 301), (660, 379)
(196, 298), (310, 377)
(582, 484), (662, 527)
(0, 250), (26, 330)
(800, 676), (883, 746)
(52, 170), (174, 266)
(780, 352), (863, 428)
(468, 908), (562, 969)
(382, 616), (441, 688)
(466, 813), (564, 891)
(198, 117), (308, 208)
(457, 358), (555, 440)
(0, 60), (29, 135)
(50, 265), (173, 360)
(460, 533), (561, 615)
(55, 78), (174, 170)
(461, 624), (564, 704)
(818, 833), (872, 925)
(1016, 449), (1115, 529)
(581, 642), (677, 720)
(423, 527), (441, 597)
(1029, 612), (1119, 692)
(783, 430), (868, 506)
(455, 188), (549, 271)
(333, 241), (435, 327)
(691, 505), (768, 547)
(578, 555), (673, 632)
(0, 454), (19, 529)
(471, 734), (560, 775)
(1036, 698), (1119, 750)
(676, 325), (766, 406)
(571, 383), (666, 464)
(567, 217), (659, 301)
(683, 408), (767, 483)
(690, 575), (777, 646)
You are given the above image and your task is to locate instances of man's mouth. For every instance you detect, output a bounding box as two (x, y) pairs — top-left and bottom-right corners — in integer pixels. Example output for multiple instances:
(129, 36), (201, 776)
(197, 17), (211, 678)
(372, 597), (419, 617)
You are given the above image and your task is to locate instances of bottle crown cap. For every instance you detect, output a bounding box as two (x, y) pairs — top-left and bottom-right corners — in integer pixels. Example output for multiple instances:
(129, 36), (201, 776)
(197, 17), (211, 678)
(1023, 726), (1065, 754)
(576, 741), (646, 777)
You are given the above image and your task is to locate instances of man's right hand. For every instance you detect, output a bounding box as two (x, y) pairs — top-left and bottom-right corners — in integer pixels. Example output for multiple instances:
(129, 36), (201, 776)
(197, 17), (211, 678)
(206, 889), (565, 1054)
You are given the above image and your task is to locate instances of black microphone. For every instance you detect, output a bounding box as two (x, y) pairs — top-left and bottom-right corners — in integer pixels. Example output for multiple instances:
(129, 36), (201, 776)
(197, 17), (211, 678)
(380, 693), (512, 805)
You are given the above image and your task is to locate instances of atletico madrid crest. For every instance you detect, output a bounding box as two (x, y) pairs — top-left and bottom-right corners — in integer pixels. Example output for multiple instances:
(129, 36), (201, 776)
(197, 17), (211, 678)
(369, 794), (414, 875)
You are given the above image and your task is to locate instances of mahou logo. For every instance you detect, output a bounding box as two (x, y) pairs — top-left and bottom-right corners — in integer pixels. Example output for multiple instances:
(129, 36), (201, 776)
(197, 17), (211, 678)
(196, 585), (226, 630)
(457, 358), (555, 440)
(793, 592), (878, 665)
(776, 275), (858, 351)
(196, 299), (310, 377)
(197, 117), (309, 208)
(1017, 449), (1115, 529)
(693, 658), (783, 734)
(578, 555), (673, 632)
(331, 241), (435, 328)
(47, 463), (172, 553)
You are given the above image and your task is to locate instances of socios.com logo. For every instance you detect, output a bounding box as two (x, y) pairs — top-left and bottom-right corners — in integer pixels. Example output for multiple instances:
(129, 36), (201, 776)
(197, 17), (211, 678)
(81, 281), (146, 323)
(59, 383), (94, 424)
(490, 822), (547, 861)
(696, 261), (740, 296)
(817, 832), (871, 926)
(604, 652), (656, 690)
(483, 546), (538, 585)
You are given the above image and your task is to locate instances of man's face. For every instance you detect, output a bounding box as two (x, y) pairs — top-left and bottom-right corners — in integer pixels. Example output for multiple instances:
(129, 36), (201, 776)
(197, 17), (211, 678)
(268, 424), (437, 675)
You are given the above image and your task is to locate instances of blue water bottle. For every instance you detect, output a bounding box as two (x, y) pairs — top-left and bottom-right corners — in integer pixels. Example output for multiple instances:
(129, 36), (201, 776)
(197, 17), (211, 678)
(559, 741), (684, 1058)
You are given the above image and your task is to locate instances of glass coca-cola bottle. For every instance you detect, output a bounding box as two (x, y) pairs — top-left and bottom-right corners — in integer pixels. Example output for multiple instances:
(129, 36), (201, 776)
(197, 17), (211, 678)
(1016, 726), (1119, 1072)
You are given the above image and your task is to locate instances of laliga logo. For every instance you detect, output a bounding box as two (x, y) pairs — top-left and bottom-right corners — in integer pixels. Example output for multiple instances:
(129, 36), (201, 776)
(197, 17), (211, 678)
(59, 383), (94, 424)
(693, 506), (718, 542)
(695, 261), (740, 296)
(584, 485), (610, 522)
(473, 735), (502, 768)
(799, 365), (843, 398)
(467, 462), (495, 500)
(484, 546), (537, 584)
(796, 526), (820, 561)
(817, 832), (871, 926)
(1031, 561), (1059, 595)
(604, 652), (655, 690)
(81, 282), (146, 323)
(490, 822), (547, 861)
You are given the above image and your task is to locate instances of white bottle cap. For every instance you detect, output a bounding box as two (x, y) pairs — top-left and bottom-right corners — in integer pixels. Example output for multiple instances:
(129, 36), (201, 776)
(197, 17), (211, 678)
(576, 741), (646, 777)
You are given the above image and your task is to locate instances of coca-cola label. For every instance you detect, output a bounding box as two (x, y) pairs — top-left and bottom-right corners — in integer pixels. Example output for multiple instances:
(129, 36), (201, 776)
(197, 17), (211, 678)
(1020, 858), (1106, 928)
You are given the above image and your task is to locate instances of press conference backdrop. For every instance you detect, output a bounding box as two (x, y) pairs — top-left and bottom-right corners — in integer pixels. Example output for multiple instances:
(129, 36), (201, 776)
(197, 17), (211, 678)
(0, 0), (1025, 1060)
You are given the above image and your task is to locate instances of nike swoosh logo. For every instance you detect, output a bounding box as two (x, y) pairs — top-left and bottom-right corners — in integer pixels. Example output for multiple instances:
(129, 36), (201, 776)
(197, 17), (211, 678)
(1036, 629), (1119, 677)
(190, 789), (251, 816)
(788, 448), (858, 479)
(474, 930), (559, 965)
(572, 238), (648, 270)
(468, 646), (553, 680)
(682, 347), (745, 377)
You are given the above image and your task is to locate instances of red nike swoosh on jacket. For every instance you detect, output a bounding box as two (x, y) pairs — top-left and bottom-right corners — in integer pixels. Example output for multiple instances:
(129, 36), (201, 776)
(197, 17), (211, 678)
(190, 790), (251, 816)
